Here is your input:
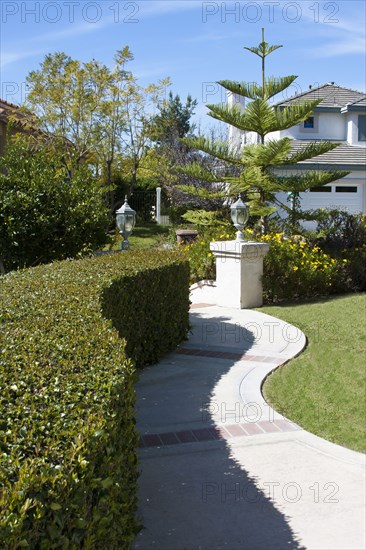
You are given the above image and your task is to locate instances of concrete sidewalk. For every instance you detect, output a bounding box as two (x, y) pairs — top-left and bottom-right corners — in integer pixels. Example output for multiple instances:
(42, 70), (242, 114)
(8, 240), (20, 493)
(132, 289), (366, 550)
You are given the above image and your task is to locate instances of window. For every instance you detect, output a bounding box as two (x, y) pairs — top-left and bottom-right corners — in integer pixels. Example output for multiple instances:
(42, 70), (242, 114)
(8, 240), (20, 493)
(310, 186), (332, 192)
(335, 186), (358, 193)
(358, 115), (366, 141)
(304, 117), (314, 129)
(302, 115), (318, 133)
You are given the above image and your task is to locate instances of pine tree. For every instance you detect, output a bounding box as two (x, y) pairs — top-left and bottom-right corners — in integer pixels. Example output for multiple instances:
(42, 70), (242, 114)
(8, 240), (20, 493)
(177, 29), (348, 231)
(148, 91), (197, 146)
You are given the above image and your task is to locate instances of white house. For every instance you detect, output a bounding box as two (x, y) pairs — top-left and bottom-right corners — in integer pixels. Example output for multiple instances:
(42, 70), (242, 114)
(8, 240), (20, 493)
(228, 83), (366, 216)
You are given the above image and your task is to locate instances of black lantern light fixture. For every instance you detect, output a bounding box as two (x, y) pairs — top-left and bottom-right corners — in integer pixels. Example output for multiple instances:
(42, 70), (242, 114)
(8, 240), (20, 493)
(116, 196), (136, 251)
(230, 195), (250, 241)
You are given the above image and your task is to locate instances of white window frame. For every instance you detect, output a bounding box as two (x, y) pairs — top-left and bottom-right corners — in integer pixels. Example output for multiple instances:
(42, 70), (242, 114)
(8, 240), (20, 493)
(358, 115), (366, 142)
(300, 115), (319, 134)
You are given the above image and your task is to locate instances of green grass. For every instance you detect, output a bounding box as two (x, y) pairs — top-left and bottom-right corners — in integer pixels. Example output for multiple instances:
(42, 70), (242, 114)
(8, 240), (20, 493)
(106, 223), (171, 251)
(260, 293), (366, 453)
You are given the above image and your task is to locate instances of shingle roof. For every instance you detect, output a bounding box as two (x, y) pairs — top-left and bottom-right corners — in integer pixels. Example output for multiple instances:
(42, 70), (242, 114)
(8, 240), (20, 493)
(0, 99), (40, 132)
(286, 140), (366, 169)
(341, 96), (366, 112)
(276, 83), (365, 109)
(0, 99), (20, 109)
(0, 99), (75, 148)
(0, 99), (21, 123)
(346, 97), (366, 107)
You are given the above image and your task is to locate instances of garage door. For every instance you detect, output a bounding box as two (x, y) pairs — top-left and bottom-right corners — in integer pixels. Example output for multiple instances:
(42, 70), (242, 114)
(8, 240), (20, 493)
(300, 182), (364, 214)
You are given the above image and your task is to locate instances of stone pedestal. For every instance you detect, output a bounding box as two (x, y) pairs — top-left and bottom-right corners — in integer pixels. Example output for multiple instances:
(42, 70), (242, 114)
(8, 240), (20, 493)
(210, 240), (270, 309)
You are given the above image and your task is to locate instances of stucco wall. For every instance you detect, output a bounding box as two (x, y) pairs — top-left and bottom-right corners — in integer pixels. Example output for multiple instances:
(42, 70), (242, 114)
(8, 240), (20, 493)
(227, 92), (247, 149)
(268, 112), (347, 141)
(346, 113), (366, 147)
(232, 112), (350, 145)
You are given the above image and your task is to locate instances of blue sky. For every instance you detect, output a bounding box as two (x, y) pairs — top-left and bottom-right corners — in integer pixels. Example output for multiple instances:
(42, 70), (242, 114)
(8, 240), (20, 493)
(1, 0), (365, 127)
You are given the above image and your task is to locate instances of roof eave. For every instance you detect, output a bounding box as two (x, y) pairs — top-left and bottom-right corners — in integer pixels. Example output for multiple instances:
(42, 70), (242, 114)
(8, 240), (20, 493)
(341, 105), (366, 113)
(278, 105), (340, 112)
(277, 163), (364, 171)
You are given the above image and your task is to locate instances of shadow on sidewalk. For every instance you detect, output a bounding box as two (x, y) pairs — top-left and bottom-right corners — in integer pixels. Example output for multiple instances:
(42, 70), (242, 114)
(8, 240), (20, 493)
(133, 311), (305, 550)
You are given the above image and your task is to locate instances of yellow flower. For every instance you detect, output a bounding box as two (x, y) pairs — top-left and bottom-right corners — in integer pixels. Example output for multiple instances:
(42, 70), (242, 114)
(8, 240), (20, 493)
(293, 266), (299, 271)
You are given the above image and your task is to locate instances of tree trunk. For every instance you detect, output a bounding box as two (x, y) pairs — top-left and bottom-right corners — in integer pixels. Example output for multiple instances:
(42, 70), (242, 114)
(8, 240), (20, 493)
(106, 159), (115, 214)
(259, 134), (268, 235)
(130, 160), (138, 194)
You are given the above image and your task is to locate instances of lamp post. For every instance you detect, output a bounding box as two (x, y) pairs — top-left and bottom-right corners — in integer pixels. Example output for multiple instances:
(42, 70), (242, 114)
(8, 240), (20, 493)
(230, 195), (250, 241)
(116, 196), (136, 251)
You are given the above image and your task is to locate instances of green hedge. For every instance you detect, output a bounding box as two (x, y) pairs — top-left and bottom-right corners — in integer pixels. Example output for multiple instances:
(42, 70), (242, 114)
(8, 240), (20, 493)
(0, 250), (190, 548)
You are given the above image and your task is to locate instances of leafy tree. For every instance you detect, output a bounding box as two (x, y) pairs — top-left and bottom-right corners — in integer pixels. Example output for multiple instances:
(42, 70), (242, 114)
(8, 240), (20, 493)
(120, 76), (170, 193)
(25, 52), (111, 169)
(23, 48), (170, 207)
(92, 47), (169, 202)
(177, 29), (348, 232)
(93, 46), (134, 209)
(0, 136), (109, 273)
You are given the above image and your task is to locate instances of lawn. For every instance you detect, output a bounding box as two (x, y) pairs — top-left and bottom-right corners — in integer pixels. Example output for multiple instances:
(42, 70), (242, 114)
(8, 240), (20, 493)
(107, 223), (171, 251)
(261, 293), (366, 453)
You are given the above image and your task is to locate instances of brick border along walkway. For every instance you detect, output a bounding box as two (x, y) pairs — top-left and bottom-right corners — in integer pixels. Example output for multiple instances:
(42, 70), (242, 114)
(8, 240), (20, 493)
(139, 418), (300, 448)
(138, 346), (301, 448)
(177, 347), (283, 363)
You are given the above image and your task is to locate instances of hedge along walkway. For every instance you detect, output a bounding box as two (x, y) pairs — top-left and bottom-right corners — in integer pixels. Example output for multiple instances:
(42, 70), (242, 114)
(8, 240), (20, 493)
(0, 251), (190, 548)
(132, 292), (366, 550)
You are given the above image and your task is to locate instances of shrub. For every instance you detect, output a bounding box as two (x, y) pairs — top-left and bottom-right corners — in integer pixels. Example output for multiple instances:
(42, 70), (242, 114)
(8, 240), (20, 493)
(338, 246), (366, 292)
(0, 136), (110, 273)
(0, 250), (190, 548)
(309, 210), (366, 292)
(260, 232), (344, 301)
(169, 204), (199, 226)
(181, 225), (235, 284)
(312, 209), (366, 252)
(181, 221), (365, 301)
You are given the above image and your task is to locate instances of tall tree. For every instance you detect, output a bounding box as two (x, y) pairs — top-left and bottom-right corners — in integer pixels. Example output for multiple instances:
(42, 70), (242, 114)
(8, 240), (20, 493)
(120, 76), (170, 193)
(23, 48), (170, 202)
(93, 46), (134, 210)
(148, 91), (197, 146)
(177, 29), (348, 231)
(139, 91), (198, 203)
(25, 53), (111, 169)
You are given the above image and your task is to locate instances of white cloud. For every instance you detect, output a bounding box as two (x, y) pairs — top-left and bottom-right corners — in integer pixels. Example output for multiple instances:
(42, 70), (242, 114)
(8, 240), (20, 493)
(1, 18), (111, 69)
(138, 0), (202, 18)
(31, 19), (108, 43)
(0, 49), (45, 69)
(296, 1), (366, 58)
(317, 37), (366, 57)
(0, 1), (201, 70)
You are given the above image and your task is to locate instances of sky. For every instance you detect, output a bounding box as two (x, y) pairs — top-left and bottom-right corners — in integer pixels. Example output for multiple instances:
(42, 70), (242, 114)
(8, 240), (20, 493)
(0, 0), (365, 128)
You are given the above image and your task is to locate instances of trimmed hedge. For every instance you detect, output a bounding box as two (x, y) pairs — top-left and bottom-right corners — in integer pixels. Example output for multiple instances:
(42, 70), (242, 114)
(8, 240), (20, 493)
(0, 250), (190, 548)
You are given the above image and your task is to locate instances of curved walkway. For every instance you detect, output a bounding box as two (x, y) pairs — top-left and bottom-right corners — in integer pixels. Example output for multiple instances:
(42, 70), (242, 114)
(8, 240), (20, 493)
(132, 288), (366, 550)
